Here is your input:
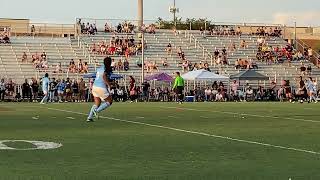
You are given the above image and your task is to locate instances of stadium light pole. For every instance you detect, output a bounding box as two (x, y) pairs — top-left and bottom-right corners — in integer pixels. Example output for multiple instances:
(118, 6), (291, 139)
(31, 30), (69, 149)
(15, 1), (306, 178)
(138, 0), (143, 30)
(294, 21), (297, 49)
(138, 0), (145, 83)
(169, 0), (179, 28)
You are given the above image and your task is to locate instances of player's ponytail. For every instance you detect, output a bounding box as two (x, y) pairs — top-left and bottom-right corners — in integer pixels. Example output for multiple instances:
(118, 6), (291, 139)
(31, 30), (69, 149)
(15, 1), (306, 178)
(103, 57), (112, 74)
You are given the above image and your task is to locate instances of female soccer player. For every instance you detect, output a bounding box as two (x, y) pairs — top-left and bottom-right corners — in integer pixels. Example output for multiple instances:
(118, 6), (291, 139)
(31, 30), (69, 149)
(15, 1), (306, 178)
(40, 73), (50, 104)
(87, 57), (113, 122)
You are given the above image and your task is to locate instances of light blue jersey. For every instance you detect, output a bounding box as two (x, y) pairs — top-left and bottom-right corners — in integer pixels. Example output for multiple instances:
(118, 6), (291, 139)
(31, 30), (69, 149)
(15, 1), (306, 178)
(93, 65), (109, 89)
(307, 80), (316, 92)
(42, 77), (50, 92)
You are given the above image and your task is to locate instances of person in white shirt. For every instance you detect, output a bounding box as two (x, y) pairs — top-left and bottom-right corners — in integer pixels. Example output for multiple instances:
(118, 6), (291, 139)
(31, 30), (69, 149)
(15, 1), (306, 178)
(117, 88), (124, 102)
(308, 47), (313, 58)
(204, 87), (212, 101)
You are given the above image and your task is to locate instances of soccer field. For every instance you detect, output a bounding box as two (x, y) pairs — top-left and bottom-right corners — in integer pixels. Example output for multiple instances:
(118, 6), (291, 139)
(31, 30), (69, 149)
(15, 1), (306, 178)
(0, 102), (320, 180)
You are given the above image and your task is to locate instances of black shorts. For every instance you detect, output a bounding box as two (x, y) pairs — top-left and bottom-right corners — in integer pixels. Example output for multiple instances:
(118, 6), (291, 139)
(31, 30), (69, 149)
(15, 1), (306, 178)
(175, 86), (184, 94)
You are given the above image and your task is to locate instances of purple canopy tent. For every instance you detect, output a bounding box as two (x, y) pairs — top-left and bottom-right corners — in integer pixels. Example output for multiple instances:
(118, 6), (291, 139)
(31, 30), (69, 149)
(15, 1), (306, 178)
(145, 72), (173, 82)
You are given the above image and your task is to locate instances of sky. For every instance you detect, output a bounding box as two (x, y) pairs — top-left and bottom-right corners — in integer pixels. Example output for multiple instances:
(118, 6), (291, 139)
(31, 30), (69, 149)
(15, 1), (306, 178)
(1, 0), (319, 26)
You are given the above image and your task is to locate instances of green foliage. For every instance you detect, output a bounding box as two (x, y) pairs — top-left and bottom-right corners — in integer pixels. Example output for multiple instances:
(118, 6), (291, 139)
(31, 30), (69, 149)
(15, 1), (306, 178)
(157, 17), (215, 30)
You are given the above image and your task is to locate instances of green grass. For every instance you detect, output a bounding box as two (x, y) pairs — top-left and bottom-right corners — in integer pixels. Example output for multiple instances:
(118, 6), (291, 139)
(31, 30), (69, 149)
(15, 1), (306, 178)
(0, 102), (320, 180)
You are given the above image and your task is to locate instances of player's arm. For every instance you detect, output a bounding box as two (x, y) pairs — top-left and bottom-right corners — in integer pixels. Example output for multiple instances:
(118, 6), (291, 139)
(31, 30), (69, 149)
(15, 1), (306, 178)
(172, 78), (178, 90)
(103, 73), (112, 89)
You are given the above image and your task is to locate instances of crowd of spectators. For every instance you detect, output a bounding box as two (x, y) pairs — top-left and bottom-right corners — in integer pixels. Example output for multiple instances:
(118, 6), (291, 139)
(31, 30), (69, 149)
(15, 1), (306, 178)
(91, 35), (143, 58)
(0, 27), (11, 44)
(22, 52), (49, 70)
(203, 26), (282, 37)
(67, 59), (89, 74)
(0, 74), (319, 103)
(234, 59), (258, 70)
(251, 27), (282, 37)
(256, 38), (298, 64)
(207, 26), (242, 36)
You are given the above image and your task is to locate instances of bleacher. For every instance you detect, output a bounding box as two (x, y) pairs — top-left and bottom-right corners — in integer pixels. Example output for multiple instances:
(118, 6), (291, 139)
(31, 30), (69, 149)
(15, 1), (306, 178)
(1, 29), (320, 88)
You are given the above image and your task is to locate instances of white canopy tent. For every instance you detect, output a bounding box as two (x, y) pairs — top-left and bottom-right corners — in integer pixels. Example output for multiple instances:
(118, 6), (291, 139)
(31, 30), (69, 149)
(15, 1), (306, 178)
(182, 69), (229, 81)
(181, 69), (230, 90)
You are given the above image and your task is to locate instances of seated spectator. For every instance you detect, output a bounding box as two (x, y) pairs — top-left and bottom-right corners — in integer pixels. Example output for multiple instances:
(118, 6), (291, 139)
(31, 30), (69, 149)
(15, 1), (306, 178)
(30, 25), (36, 36)
(214, 49), (219, 60)
(236, 27), (242, 36)
(41, 60), (49, 69)
(229, 41), (236, 51)
(166, 43), (172, 54)
(136, 58), (142, 68)
(307, 64), (312, 76)
(308, 47), (313, 59)
(240, 40), (247, 48)
(83, 62), (89, 73)
(152, 61), (159, 72)
(177, 46), (183, 58)
(2, 35), (10, 44)
(124, 59), (129, 71)
(117, 59), (123, 71)
(104, 23), (111, 33)
(300, 63), (306, 76)
(68, 59), (77, 73)
(245, 86), (254, 101)
(91, 43), (96, 53)
(111, 59), (116, 70)
(162, 58), (168, 67)
(54, 62), (63, 73)
(22, 52), (28, 62)
(77, 59), (84, 73)
(41, 52), (47, 60)
(257, 36), (265, 45)
(235, 59), (240, 69)
(182, 61), (189, 72)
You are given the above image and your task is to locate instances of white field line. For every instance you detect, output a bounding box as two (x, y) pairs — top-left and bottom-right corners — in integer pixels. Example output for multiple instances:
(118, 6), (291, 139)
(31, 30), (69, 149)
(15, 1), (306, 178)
(66, 117), (75, 120)
(44, 107), (320, 155)
(136, 116), (145, 119)
(159, 106), (320, 124)
(200, 116), (210, 119)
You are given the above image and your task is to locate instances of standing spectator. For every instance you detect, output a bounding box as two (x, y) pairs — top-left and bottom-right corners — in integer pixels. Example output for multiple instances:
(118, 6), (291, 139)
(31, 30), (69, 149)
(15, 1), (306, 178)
(57, 79), (66, 103)
(129, 76), (136, 103)
(49, 78), (57, 102)
(72, 80), (79, 102)
(0, 79), (5, 101)
(22, 79), (31, 102)
(22, 52), (28, 62)
(141, 81), (150, 102)
(124, 59), (129, 71)
(79, 78), (86, 102)
(65, 78), (73, 102)
(30, 25), (36, 36)
(31, 78), (39, 102)
(308, 47), (313, 59)
(6, 79), (14, 97)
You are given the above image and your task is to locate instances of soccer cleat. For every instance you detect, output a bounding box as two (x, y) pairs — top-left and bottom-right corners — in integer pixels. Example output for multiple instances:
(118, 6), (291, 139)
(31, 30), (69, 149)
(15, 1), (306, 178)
(86, 119), (94, 122)
(93, 109), (99, 120)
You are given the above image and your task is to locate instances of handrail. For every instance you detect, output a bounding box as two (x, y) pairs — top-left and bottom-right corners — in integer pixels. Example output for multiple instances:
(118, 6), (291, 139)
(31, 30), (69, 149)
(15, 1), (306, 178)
(295, 39), (320, 67)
